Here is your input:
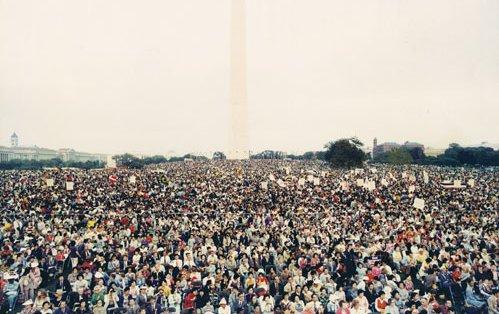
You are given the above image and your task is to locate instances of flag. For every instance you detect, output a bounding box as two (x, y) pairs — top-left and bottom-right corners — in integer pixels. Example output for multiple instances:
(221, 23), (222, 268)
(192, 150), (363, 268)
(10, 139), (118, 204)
(109, 175), (118, 184)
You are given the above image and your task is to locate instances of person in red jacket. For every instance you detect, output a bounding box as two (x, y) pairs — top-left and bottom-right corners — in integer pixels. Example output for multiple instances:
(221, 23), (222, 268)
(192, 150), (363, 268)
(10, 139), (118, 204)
(375, 291), (388, 313)
(183, 289), (197, 312)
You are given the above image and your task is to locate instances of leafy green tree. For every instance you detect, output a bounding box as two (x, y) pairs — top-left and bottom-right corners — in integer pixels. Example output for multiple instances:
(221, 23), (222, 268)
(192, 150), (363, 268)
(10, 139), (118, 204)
(408, 147), (425, 163)
(142, 155), (168, 165)
(212, 152), (227, 160)
(324, 138), (367, 168)
(112, 154), (144, 169)
(386, 148), (413, 165)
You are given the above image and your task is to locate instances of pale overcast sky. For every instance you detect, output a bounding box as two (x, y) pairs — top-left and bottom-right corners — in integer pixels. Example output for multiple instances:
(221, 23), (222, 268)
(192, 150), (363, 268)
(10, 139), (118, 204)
(1, 0), (498, 155)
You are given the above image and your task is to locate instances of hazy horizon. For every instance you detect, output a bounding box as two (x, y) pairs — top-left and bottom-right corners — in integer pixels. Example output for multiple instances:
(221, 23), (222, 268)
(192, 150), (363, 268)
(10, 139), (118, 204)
(1, 0), (498, 156)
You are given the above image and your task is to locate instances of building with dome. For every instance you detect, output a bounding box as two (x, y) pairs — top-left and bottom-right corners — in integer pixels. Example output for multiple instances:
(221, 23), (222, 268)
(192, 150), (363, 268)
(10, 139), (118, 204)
(0, 132), (107, 163)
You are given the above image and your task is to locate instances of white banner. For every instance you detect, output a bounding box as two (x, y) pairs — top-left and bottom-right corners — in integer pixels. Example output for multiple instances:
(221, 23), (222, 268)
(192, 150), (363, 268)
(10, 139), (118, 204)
(381, 178), (388, 187)
(129, 176), (136, 184)
(307, 175), (314, 183)
(313, 178), (320, 186)
(366, 180), (376, 191)
(46, 178), (54, 187)
(409, 185), (415, 193)
(423, 171), (429, 184)
(340, 181), (348, 190)
(356, 179), (364, 187)
(261, 181), (268, 190)
(268, 174), (275, 181)
(277, 179), (286, 188)
(298, 178), (305, 186)
(413, 197), (425, 210)
(66, 181), (74, 191)
(354, 168), (364, 174)
(468, 179), (475, 187)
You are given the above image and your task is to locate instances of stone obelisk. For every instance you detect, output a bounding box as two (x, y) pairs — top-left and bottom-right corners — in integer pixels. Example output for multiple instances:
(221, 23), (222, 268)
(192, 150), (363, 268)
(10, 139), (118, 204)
(228, 0), (249, 159)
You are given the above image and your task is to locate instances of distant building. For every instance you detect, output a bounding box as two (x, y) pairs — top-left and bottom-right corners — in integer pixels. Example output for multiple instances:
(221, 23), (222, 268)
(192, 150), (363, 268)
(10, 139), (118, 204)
(11, 132), (19, 147)
(372, 138), (425, 158)
(0, 132), (107, 163)
(425, 147), (445, 157)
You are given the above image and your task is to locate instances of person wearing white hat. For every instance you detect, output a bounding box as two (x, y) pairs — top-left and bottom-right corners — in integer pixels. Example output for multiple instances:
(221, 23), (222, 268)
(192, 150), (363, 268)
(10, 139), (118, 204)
(218, 298), (231, 314)
(20, 299), (35, 314)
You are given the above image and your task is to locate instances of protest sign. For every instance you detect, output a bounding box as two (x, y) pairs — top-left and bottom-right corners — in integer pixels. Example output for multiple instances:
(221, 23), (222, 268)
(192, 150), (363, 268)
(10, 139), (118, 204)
(66, 181), (74, 191)
(413, 198), (425, 210)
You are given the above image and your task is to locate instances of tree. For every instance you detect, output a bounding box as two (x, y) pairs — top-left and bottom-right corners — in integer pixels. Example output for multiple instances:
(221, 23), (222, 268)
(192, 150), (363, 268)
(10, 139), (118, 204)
(408, 147), (425, 162)
(324, 138), (367, 168)
(250, 150), (285, 160)
(142, 155), (168, 165)
(386, 148), (413, 165)
(212, 151), (227, 160)
(112, 154), (144, 169)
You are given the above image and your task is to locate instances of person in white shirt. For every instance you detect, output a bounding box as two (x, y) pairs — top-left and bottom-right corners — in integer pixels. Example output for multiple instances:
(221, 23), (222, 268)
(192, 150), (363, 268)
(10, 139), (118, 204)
(218, 298), (231, 314)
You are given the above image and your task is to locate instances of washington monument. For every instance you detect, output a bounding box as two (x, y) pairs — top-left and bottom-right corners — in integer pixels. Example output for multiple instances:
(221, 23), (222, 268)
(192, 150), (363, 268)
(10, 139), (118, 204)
(228, 0), (250, 159)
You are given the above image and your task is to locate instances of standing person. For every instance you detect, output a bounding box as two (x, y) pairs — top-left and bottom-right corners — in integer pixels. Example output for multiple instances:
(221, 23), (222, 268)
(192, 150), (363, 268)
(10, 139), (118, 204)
(488, 289), (499, 314)
(375, 292), (388, 314)
(28, 261), (43, 300)
(4, 274), (20, 312)
(183, 289), (197, 313)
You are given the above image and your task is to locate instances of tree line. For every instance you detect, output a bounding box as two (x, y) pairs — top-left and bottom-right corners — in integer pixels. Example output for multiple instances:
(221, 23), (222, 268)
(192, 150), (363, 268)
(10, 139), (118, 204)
(0, 158), (105, 170)
(253, 140), (499, 168)
(2, 142), (497, 170)
(372, 144), (499, 167)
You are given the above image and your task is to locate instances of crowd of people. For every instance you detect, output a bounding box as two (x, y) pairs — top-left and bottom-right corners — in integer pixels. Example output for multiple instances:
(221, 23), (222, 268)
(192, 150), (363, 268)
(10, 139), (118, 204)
(0, 160), (497, 314)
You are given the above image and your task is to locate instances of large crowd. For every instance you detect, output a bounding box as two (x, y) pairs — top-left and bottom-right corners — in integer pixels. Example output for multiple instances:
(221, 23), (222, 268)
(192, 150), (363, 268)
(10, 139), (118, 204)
(0, 160), (497, 314)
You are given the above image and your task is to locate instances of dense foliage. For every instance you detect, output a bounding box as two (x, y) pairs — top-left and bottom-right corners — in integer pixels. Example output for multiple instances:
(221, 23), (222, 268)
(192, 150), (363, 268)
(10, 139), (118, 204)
(323, 138), (368, 168)
(250, 150), (286, 160)
(373, 144), (499, 167)
(0, 158), (105, 170)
